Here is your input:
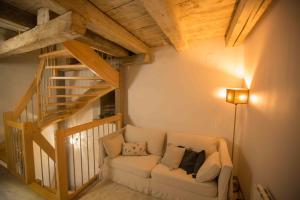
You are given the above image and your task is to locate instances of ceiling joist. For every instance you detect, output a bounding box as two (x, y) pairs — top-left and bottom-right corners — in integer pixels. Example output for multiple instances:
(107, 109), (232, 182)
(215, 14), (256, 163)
(226, 0), (272, 47)
(0, 1), (36, 32)
(77, 30), (130, 57)
(52, 0), (150, 54)
(0, 11), (86, 58)
(140, 0), (188, 51)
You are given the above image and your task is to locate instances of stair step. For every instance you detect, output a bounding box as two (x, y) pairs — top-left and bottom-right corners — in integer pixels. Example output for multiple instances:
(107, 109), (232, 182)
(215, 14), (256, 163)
(49, 76), (101, 80)
(43, 108), (76, 115)
(48, 84), (111, 89)
(40, 113), (71, 128)
(39, 49), (72, 59)
(45, 64), (87, 71)
(48, 93), (101, 98)
(47, 101), (85, 106)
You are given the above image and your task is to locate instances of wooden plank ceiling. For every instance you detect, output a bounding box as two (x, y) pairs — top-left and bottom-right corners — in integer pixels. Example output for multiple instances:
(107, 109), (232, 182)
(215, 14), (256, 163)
(0, 0), (272, 55)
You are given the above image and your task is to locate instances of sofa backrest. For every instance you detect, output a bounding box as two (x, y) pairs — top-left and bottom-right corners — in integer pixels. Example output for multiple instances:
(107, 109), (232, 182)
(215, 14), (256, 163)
(124, 125), (166, 156)
(167, 132), (218, 156)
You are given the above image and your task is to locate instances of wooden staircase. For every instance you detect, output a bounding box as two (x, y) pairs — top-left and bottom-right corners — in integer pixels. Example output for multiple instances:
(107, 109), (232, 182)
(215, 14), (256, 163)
(2, 40), (123, 200)
(36, 40), (118, 128)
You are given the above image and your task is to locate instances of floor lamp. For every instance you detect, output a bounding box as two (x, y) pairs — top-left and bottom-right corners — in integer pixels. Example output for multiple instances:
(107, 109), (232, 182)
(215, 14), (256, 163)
(226, 88), (249, 194)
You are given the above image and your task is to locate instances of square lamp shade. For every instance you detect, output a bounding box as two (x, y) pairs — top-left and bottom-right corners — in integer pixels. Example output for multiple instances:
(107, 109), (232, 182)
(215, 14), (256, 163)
(226, 88), (249, 104)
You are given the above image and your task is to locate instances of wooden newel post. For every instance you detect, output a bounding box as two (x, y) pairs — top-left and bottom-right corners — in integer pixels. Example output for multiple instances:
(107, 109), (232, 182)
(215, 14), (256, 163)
(55, 130), (69, 200)
(22, 123), (35, 184)
(117, 114), (122, 130)
(3, 111), (15, 173)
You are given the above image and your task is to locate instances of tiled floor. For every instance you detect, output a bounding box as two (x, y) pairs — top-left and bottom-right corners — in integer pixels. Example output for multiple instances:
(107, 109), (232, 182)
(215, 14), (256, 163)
(0, 166), (44, 200)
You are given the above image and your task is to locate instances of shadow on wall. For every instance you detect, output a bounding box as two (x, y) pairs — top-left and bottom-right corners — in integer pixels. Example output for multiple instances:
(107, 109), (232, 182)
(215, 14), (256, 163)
(237, 1), (300, 199)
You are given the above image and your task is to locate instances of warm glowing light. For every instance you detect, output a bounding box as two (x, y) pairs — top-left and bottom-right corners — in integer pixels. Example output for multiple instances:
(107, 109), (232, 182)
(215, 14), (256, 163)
(236, 67), (245, 78)
(239, 94), (247, 101)
(226, 88), (249, 104)
(250, 94), (259, 104)
(244, 76), (252, 89)
(215, 88), (227, 99)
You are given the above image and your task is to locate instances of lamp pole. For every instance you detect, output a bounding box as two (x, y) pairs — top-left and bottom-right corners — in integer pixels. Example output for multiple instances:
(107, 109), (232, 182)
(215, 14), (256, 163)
(231, 104), (237, 159)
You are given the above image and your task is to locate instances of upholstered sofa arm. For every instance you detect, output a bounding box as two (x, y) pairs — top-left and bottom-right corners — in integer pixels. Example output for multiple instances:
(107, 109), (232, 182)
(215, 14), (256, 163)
(217, 138), (233, 200)
(98, 128), (125, 171)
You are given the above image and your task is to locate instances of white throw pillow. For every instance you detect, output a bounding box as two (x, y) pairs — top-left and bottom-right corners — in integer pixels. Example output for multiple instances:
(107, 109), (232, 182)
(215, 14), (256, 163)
(102, 132), (125, 158)
(161, 144), (185, 170)
(196, 151), (221, 182)
(122, 142), (148, 156)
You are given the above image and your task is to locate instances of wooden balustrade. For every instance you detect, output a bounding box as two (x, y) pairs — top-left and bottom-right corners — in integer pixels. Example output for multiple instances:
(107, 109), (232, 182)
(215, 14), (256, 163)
(55, 114), (122, 200)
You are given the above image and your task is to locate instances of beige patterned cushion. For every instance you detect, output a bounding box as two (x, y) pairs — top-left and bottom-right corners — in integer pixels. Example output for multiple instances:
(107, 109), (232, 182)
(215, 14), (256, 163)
(122, 142), (148, 156)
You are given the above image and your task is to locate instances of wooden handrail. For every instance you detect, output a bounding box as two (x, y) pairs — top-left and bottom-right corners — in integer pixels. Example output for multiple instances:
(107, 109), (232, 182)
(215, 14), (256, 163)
(5, 120), (23, 130)
(58, 113), (122, 137)
(13, 78), (37, 118)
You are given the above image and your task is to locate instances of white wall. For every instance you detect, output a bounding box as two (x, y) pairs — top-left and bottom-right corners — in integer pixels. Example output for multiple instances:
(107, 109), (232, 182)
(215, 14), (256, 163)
(237, 0), (300, 199)
(125, 38), (244, 145)
(0, 51), (39, 142)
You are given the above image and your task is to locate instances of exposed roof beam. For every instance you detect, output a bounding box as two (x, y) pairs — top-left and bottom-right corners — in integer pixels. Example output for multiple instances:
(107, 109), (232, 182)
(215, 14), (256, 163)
(77, 30), (130, 57)
(140, 0), (188, 51)
(0, 1), (36, 32)
(53, 0), (150, 54)
(119, 54), (152, 66)
(226, 0), (272, 47)
(0, 11), (86, 58)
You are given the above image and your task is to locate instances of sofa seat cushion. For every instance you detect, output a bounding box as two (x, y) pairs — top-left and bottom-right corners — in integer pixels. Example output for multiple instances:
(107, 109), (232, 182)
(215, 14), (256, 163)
(151, 164), (217, 197)
(106, 155), (161, 178)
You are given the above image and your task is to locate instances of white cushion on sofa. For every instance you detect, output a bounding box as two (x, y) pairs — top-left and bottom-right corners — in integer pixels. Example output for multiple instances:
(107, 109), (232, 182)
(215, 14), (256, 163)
(125, 125), (166, 156)
(196, 151), (221, 182)
(167, 132), (218, 156)
(101, 131), (125, 158)
(105, 155), (161, 178)
(151, 164), (218, 197)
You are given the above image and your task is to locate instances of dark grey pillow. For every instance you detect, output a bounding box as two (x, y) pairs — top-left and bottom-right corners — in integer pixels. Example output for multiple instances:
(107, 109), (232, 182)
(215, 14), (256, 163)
(179, 148), (199, 174)
(192, 150), (206, 178)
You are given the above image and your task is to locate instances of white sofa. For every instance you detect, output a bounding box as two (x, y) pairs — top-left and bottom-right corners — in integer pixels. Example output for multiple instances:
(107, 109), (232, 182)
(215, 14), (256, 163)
(99, 125), (232, 200)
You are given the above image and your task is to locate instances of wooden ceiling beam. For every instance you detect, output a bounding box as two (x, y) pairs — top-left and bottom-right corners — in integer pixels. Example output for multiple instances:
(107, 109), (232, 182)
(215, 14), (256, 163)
(140, 0), (188, 51)
(225, 0), (272, 47)
(0, 11), (86, 58)
(53, 0), (150, 54)
(77, 30), (130, 57)
(119, 54), (152, 66)
(0, 1), (36, 32)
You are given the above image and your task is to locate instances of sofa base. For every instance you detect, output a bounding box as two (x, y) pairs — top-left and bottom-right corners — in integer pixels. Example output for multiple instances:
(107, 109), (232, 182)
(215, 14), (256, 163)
(104, 167), (217, 200)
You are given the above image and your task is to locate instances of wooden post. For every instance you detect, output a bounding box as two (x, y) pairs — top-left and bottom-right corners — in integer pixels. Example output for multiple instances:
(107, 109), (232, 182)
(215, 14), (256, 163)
(117, 114), (123, 130)
(55, 130), (68, 200)
(37, 8), (50, 26)
(22, 123), (35, 184)
(3, 111), (15, 172)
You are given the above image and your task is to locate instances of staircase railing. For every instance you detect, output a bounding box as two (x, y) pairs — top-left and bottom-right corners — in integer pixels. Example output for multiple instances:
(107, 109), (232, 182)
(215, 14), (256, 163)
(3, 40), (122, 200)
(55, 114), (122, 199)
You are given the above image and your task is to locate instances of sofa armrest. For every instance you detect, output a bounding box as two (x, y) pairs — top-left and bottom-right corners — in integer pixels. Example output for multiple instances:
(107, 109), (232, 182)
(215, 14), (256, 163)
(217, 138), (233, 200)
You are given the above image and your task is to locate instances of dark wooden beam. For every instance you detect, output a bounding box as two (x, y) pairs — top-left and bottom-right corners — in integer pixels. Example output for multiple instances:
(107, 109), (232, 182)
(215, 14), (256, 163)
(77, 30), (130, 57)
(0, 1), (36, 32)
